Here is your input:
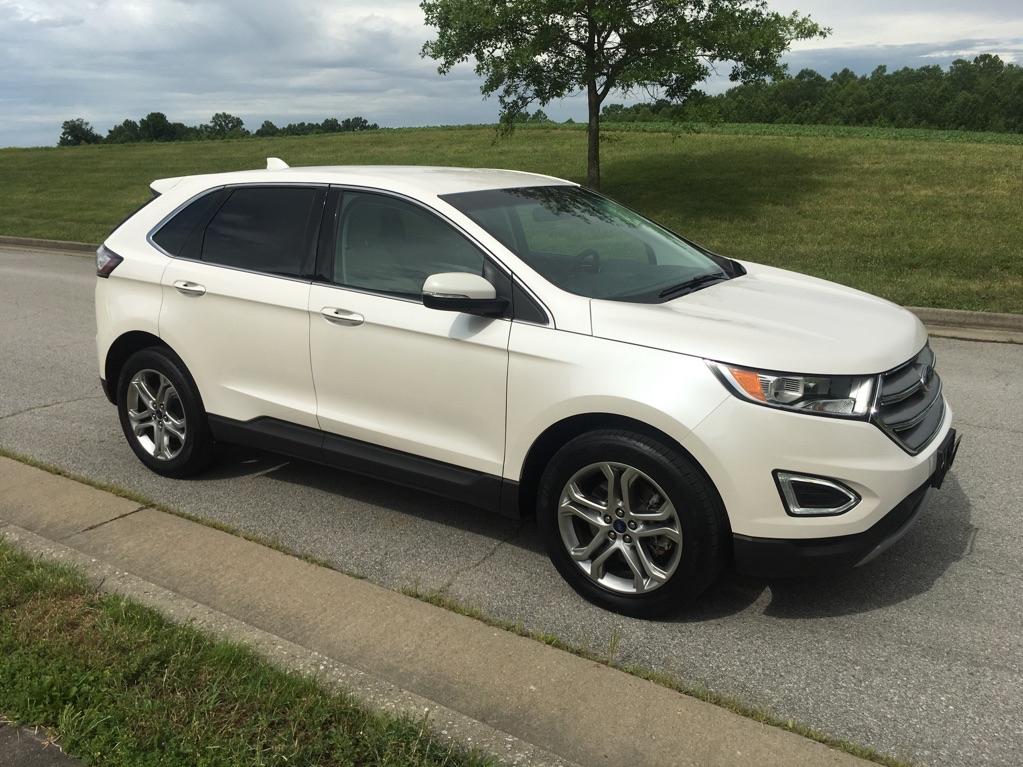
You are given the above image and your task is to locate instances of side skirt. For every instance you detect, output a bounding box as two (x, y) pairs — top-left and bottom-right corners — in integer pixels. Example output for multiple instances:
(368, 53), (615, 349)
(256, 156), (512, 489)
(207, 415), (519, 518)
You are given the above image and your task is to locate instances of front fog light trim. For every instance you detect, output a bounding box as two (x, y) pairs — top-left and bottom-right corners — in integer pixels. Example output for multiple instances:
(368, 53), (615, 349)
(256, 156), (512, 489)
(774, 471), (861, 517)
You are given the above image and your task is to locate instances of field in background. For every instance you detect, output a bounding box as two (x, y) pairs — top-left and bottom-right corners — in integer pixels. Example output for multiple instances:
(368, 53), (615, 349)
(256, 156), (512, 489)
(1, 123), (1020, 313)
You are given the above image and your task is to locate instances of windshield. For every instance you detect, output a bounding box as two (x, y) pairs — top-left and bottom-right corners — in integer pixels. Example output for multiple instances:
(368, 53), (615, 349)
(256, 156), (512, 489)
(441, 185), (729, 302)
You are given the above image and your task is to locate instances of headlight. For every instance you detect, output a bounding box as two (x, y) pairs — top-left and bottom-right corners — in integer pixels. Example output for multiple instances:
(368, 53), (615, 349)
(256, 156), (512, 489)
(710, 362), (876, 417)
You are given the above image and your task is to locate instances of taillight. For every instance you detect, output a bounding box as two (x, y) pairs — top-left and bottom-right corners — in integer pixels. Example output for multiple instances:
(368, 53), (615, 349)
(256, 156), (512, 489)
(96, 245), (123, 278)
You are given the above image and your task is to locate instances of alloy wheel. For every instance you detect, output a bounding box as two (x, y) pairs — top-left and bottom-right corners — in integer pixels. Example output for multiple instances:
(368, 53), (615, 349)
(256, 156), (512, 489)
(126, 369), (186, 461)
(557, 462), (683, 595)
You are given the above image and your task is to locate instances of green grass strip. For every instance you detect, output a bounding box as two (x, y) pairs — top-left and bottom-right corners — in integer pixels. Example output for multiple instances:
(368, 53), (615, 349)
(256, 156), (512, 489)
(0, 539), (491, 767)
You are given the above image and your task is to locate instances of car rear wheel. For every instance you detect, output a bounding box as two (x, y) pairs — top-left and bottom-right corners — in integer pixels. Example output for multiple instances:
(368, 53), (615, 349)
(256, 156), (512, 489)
(116, 348), (214, 478)
(537, 430), (726, 617)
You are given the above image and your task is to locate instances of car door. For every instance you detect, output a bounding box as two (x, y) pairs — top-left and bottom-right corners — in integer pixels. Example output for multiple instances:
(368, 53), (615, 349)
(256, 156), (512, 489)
(308, 188), (511, 497)
(158, 184), (324, 429)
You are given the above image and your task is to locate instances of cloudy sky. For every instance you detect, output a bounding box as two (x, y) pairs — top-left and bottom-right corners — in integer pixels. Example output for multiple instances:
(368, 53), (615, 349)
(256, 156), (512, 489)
(1, 0), (1021, 147)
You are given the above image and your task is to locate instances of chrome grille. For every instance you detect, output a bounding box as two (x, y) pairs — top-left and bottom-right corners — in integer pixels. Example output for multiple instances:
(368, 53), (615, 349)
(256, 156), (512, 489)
(874, 345), (945, 454)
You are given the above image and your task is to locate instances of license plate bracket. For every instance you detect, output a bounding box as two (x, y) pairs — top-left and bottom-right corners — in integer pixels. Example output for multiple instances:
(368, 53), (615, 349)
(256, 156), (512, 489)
(931, 428), (960, 489)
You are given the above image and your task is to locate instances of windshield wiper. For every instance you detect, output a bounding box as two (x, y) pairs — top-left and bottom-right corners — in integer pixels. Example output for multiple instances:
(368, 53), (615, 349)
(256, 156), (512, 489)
(658, 273), (730, 299)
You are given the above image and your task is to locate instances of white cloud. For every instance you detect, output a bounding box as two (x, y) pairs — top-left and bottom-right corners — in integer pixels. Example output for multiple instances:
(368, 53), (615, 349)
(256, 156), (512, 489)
(0, 0), (1019, 147)
(778, 0), (1023, 47)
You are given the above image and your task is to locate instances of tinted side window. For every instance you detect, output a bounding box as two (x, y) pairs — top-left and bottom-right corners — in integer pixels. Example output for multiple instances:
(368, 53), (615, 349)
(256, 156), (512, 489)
(336, 192), (484, 298)
(202, 187), (319, 277)
(152, 189), (228, 258)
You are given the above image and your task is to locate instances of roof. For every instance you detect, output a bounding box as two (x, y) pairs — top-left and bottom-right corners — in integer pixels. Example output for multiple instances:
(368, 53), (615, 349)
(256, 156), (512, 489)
(150, 164), (575, 199)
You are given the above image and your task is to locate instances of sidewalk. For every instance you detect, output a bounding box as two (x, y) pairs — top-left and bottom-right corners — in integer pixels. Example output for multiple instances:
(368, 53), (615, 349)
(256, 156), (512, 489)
(0, 456), (870, 767)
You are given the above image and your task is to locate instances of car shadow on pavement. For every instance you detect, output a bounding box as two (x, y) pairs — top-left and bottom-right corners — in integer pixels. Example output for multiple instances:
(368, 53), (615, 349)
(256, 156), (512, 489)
(675, 476), (975, 621)
(200, 445), (974, 622)
(201, 443), (527, 541)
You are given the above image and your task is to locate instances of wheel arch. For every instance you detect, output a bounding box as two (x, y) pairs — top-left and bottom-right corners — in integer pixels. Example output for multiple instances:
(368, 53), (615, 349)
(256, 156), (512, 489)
(103, 332), (200, 408)
(514, 413), (731, 535)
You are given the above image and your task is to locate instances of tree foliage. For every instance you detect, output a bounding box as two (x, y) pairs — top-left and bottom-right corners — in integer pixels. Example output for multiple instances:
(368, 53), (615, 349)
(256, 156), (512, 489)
(105, 119), (142, 144)
(203, 111), (249, 138)
(58, 113), (379, 146)
(58, 118), (102, 146)
(255, 120), (280, 137)
(252, 116), (380, 137)
(602, 55), (1023, 133)
(421, 0), (827, 187)
(137, 112), (193, 142)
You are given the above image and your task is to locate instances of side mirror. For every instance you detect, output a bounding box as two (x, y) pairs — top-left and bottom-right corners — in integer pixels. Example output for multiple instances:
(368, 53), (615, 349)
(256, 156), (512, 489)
(422, 273), (508, 317)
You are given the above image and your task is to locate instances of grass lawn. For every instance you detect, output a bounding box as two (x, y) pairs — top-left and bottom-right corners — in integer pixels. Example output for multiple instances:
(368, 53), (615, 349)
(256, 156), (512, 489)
(1, 123), (1020, 312)
(0, 539), (489, 767)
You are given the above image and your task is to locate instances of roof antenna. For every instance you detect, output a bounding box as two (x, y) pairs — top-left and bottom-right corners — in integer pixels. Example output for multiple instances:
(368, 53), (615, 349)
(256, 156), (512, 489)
(266, 157), (289, 170)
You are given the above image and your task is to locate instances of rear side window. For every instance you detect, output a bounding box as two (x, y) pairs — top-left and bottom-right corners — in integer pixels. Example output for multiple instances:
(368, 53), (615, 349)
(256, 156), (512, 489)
(202, 186), (320, 277)
(151, 189), (228, 258)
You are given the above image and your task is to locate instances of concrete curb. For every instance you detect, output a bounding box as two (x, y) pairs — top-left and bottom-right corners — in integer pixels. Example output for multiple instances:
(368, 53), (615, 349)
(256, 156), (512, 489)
(0, 456), (871, 767)
(0, 236), (96, 257)
(916, 325), (1021, 345)
(908, 306), (1023, 332)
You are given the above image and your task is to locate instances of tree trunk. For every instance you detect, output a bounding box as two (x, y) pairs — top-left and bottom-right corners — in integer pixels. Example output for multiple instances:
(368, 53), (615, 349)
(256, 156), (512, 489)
(586, 79), (601, 189)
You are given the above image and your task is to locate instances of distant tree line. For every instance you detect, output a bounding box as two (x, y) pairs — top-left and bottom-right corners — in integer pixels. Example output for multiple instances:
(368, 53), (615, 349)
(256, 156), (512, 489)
(509, 109), (554, 124)
(601, 55), (1023, 133)
(58, 112), (379, 146)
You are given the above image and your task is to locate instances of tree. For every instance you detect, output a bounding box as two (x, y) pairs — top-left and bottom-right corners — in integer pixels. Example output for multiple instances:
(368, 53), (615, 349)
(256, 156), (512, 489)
(138, 112), (173, 141)
(255, 120), (279, 137)
(58, 118), (102, 146)
(205, 112), (248, 138)
(137, 112), (195, 141)
(421, 0), (827, 188)
(105, 119), (140, 143)
(340, 116), (378, 131)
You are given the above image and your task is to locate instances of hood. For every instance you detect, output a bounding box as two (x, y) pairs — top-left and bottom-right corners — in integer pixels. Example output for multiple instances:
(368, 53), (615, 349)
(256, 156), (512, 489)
(589, 261), (927, 375)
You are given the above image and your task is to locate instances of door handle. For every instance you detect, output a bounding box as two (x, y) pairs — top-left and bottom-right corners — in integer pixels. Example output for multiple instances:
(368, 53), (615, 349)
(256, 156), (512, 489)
(321, 307), (364, 326)
(173, 280), (206, 297)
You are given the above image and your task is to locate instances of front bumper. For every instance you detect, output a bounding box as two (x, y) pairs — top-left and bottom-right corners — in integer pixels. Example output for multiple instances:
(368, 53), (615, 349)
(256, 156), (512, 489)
(733, 480), (930, 578)
(682, 388), (955, 541)
(732, 426), (959, 578)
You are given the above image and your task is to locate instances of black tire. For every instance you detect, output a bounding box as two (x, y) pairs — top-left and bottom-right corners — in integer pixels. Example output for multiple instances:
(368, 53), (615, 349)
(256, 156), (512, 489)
(116, 347), (214, 478)
(537, 429), (727, 618)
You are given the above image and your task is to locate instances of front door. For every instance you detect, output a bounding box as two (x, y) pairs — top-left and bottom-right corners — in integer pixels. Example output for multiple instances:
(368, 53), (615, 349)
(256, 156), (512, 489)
(308, 190), (511, 486)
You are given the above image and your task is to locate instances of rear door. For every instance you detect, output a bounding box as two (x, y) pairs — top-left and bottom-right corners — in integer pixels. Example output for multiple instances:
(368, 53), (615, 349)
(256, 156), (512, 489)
(158, 185), (325, 428)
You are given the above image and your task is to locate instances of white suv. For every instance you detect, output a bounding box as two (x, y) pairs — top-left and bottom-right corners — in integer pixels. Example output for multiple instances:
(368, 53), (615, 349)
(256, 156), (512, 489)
(95, 161), (959, 616)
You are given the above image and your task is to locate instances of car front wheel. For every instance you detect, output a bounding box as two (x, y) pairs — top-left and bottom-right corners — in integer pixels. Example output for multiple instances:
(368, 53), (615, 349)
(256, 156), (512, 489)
(537, 430), (726, 617)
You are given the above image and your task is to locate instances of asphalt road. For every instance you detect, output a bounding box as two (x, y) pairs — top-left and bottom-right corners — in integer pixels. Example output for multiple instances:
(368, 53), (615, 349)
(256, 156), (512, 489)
(2, 246), (1021, 766)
